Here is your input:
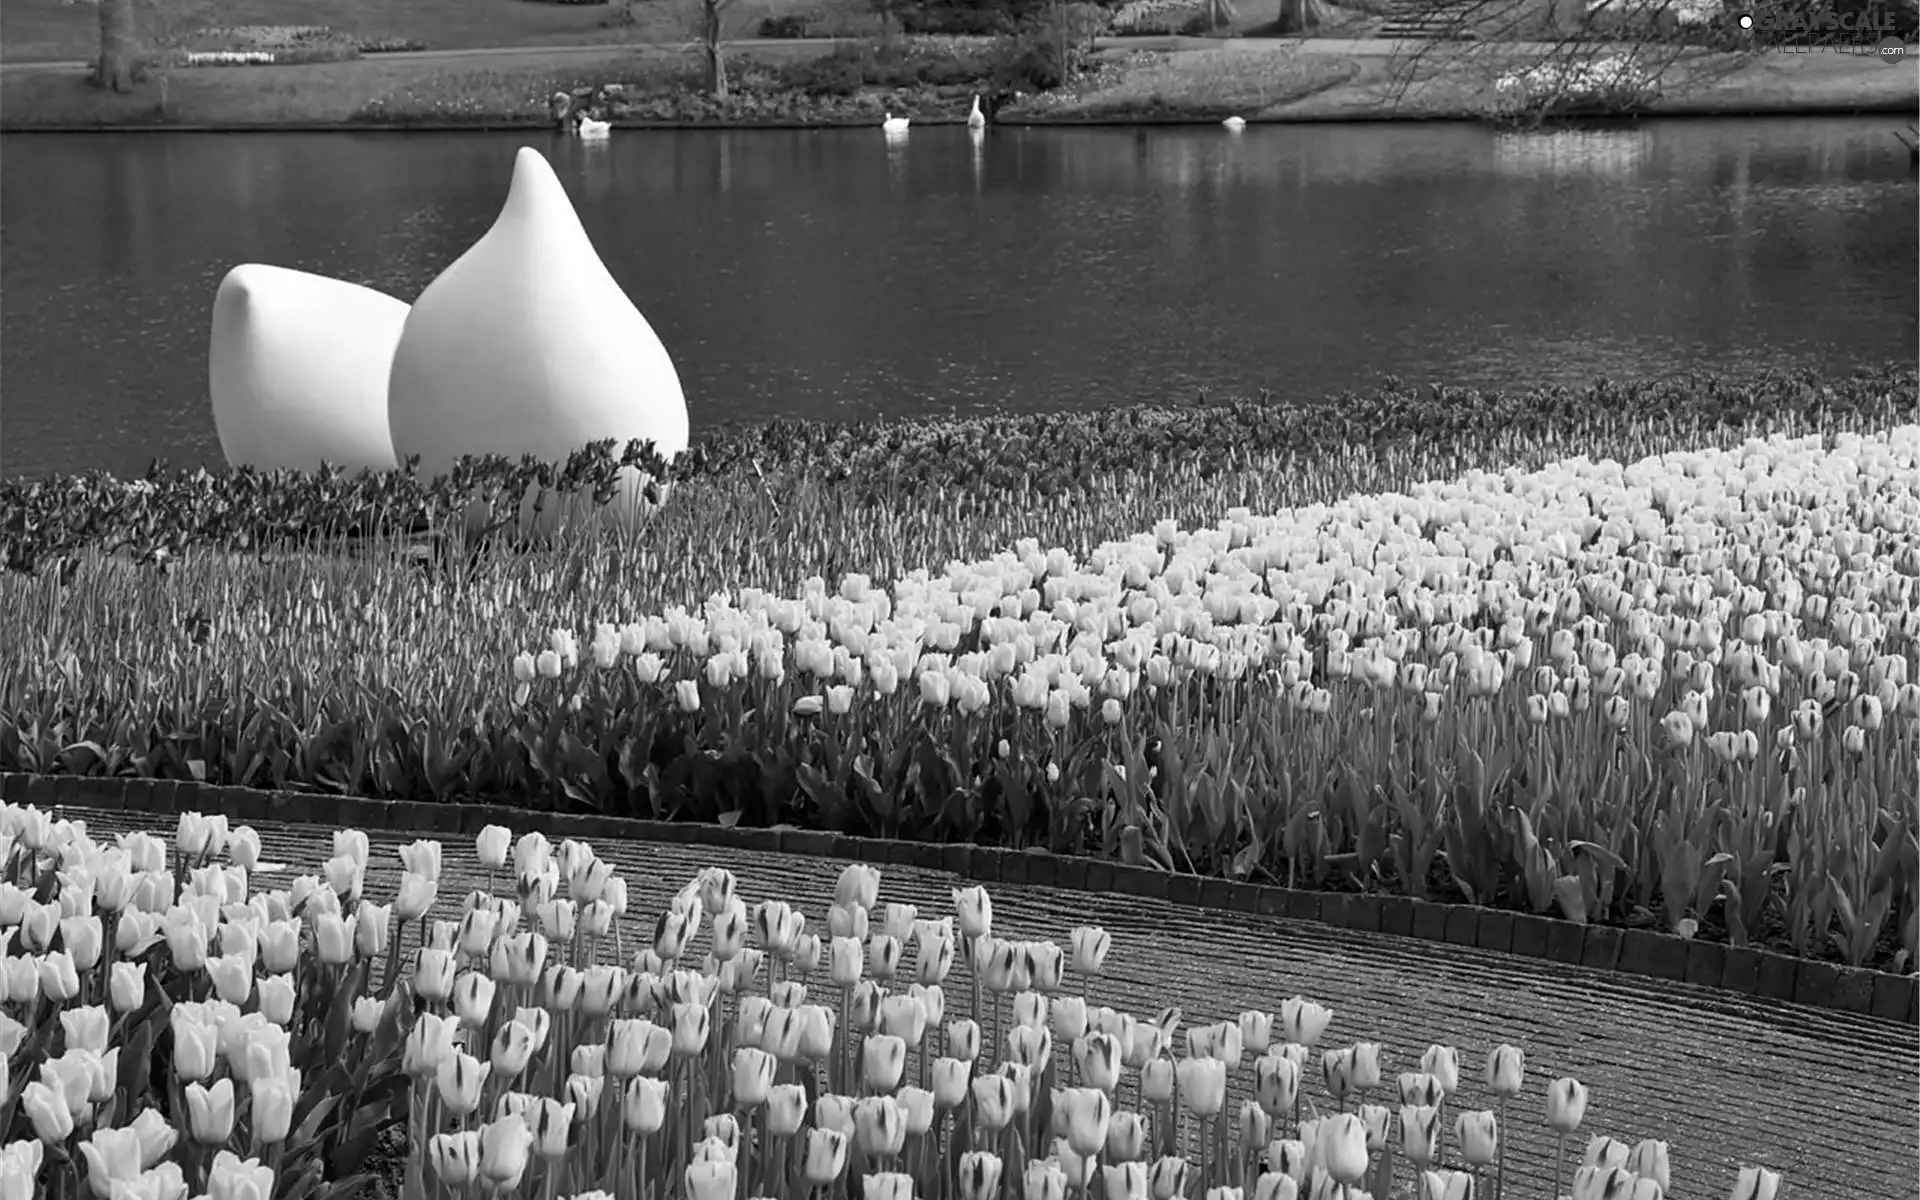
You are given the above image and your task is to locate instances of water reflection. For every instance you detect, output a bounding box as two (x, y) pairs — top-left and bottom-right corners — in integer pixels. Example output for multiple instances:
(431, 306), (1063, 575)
(885, 128), (909, 188)
(0, 119), (1913, 479)
(1492, 128), (1651, 178)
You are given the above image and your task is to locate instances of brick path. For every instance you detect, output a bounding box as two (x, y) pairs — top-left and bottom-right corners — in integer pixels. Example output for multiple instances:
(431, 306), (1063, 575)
(52, 805), (1920, 1199)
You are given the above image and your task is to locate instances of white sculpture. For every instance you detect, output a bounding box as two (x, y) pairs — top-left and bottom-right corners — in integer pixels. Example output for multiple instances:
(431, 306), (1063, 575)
(386, 146), (688, 536)
(208, 265), (407, 474)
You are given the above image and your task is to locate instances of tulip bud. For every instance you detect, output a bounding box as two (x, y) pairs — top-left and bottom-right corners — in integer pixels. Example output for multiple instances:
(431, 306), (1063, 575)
(1147, 1157), (1188, 1200)
(1484, 1044), (1524, 1097)
(1140, 1058), (1174, 1104)
(801, 1127), (850, 1185)
(1455, 1110), (1498, 1167)
(1546, 1077), (1589, 1133)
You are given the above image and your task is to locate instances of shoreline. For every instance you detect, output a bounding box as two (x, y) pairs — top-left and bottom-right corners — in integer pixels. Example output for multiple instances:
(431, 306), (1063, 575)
(2, 36), (1912, 133)
(3, 93), (1916, 133)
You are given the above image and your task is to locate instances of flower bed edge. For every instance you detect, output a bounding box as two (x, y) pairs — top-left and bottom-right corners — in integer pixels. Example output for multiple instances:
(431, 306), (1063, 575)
(9, 770), (1914, 1026)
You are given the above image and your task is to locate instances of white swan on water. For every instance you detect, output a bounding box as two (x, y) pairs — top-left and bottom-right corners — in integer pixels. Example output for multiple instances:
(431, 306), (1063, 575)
(577, 114), (611, 138)
(968, 95), (986, 129)
(1222, 116), (1246, 131)
(882, 113), (910, 133)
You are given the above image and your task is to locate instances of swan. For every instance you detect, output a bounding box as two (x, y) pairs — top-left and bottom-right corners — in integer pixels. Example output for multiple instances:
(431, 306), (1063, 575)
(1222, 116), (1247, 131)
(577, 113), (612, 138)
(968, 95), (986, 129)
(882, 113), (910, 133)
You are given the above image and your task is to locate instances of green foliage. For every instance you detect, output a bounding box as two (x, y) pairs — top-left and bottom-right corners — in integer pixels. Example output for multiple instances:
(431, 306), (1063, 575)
(773, 39), (1001, 95)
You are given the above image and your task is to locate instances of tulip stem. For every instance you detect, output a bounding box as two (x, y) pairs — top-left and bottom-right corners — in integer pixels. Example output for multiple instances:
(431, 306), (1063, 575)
(1552, 1131), (1566, 1200)
(1494, 1098), (1508, 1200)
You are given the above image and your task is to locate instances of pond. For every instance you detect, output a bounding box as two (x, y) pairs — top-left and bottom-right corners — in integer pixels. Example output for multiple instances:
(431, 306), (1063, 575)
(1, 118), (1914, 479)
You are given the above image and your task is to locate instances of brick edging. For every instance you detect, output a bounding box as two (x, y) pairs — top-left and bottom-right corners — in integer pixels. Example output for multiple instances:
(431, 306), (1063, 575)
(8, 771), (1914, 1025)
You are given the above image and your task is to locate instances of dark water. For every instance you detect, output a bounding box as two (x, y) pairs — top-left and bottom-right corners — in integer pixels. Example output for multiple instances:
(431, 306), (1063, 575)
(1, 119), (1915, 480)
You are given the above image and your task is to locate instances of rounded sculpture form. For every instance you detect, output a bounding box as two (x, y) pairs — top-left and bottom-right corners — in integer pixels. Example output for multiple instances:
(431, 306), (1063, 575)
(208, 265), (407, 474)
(386, 146), (688, 536)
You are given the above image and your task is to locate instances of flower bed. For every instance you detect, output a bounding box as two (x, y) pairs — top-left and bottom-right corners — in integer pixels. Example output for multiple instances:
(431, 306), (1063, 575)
(1, 371), (1916, 976)
(2, 802), (1790, 1200)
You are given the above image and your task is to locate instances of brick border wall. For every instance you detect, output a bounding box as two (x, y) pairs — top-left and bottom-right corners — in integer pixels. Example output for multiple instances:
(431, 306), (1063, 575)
(7, 771), (1914, 1025)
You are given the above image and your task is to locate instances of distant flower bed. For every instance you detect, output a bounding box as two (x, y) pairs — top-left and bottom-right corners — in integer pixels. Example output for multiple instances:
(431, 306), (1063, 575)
(1492, 54), (1662, 116)
(184, 50), (278, 66)
(178, 23), (385, 67)
(1108, 0), (1206, 33)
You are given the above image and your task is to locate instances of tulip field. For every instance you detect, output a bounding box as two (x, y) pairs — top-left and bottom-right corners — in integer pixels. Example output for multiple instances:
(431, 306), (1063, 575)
(0, 803), (1801, 1200)
(3, 371), (1918, 974)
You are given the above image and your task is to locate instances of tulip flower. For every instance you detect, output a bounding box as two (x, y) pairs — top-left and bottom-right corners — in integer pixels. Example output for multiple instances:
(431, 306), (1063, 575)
(1176, 1056), (1227, 1117)
(528, 1098), (573, 1160)
(1456, 1110), (1498, 1167)
(948, 1020), (982, 1062)
(1140, 1058), (1174, 1104)
(108, 962), (145, 1014)
(1251, 1174), (1298, 1200)
(623, 1076), (668, 1134)
(1315, 1112), (1370, 1185)
(475, 826), (512, 870)
(801, 1127), (850, 1185)
(1484, 1044), (1524, 1097)
(403, 1012), (458, 1079)
(437, 1051), (491, 1118)
(1024, 1159), (1068, 1200)
(1731, 1166), (1781, 1200)
(1279, 997), (1332, 1046)
(866, 1174), (914, 1200)
(731, 1046), (776, 1108)
(249, 1072), (296, 1146)
(186, 1078), (236, 1144)
(79, 1126), (144, 1198)
(171, 1011), (221, 1083)
(430, 1131), (483, 1186)
(1068, 926), (1111, 975)
(972, 1074), (1018, 1131)
(1422, 1169), (1475, 1200)
(1627, 1140), (1669, 1192)
(490, 1020), (537, 1079)
(478, 1115), (535, 1189)
(855, 1096), (907, 1159)
(767, 1083), (808, 1136)
(1147, 1157), (1188, 1200)
(1057, 1087), (1112, 1157)
(959, 1152), (1005, 1200)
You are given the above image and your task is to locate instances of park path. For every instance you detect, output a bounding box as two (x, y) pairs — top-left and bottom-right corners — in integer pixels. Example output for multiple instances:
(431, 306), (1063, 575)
(52, 803), (1920, 1198)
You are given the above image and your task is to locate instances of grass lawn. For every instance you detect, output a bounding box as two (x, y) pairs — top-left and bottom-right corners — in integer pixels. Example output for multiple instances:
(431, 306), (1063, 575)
(1027, 46), (1360, 117)
(0, 47), (763, 124)
(0, 0), (854, 62)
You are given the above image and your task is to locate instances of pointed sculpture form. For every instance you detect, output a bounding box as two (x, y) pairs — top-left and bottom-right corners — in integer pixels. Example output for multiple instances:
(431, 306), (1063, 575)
(386, 146), (688, 536)
(208, 265), (407, 474)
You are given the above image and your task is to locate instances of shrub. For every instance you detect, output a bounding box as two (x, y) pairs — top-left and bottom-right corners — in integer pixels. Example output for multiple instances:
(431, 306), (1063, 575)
(757, 13), (815, 35)
(774, 40), (999, 94)
(357, 36), (428, 52)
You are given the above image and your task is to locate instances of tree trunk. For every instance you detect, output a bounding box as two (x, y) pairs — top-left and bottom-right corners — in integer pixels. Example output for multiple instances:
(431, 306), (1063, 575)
(701, 0), (727, 99)
(95, 0), (138, 93)
(1276, 0), (1329, 31)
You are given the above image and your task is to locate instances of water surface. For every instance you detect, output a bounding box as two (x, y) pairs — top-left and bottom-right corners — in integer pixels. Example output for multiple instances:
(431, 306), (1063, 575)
(1, 119), (1914, 479)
